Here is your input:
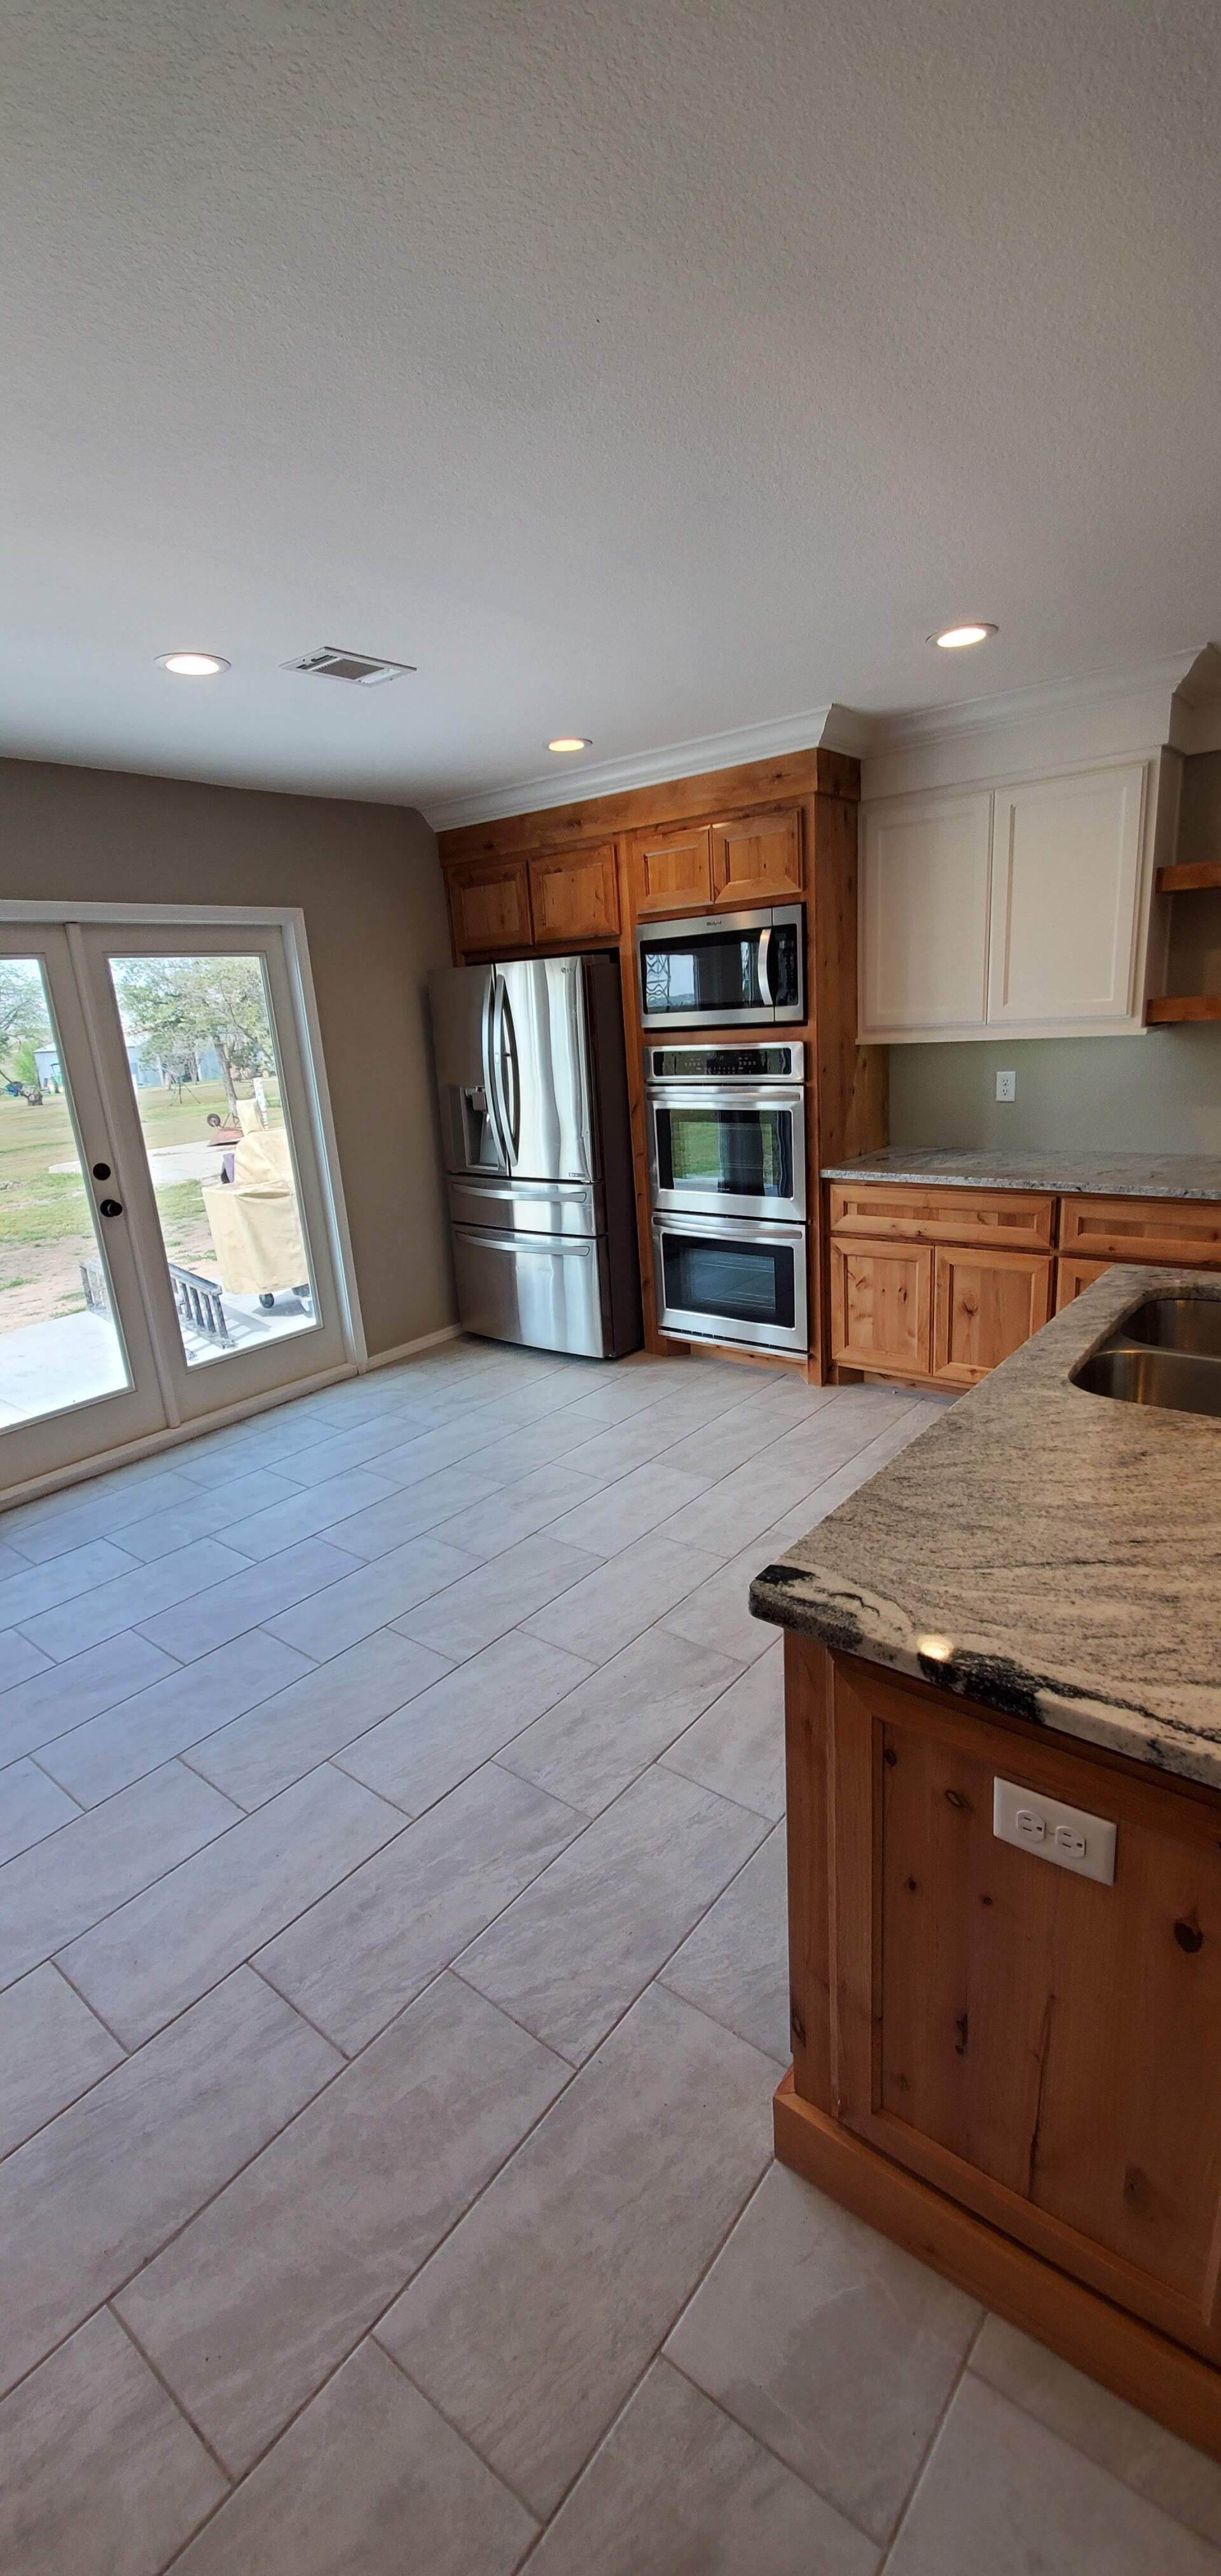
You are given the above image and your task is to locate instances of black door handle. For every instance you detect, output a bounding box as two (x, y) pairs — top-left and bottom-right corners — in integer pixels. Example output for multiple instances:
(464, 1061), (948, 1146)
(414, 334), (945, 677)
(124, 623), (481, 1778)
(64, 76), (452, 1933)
(98, 1199), (123, 1218)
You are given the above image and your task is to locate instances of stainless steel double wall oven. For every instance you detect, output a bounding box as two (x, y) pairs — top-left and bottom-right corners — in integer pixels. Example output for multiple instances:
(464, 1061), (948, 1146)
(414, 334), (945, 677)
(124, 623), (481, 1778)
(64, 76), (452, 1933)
(646, 1038), (808, 1355)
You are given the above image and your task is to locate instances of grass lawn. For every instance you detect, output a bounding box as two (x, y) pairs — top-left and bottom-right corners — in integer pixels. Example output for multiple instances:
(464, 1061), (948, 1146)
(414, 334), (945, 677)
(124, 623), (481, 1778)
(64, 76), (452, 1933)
(0, 1080), (284, 1327)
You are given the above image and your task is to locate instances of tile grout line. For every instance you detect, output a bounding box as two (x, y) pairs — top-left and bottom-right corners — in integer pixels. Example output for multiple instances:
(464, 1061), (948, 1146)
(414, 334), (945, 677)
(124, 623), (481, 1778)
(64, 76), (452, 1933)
(109, 2300), (237, 2490)
(48, 1952), (133, 2056)
(874, 2310), (988, 2570)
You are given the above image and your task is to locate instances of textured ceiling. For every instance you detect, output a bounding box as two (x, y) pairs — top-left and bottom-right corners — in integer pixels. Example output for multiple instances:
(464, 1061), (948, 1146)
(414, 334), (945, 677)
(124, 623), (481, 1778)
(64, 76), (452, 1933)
(2, 0), (1220, 817)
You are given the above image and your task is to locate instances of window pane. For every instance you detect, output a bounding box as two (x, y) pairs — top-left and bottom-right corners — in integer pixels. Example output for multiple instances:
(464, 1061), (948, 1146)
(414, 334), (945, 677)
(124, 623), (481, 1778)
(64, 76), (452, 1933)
(0, 958), (130, 1428)
(107, 954), (319, 1370)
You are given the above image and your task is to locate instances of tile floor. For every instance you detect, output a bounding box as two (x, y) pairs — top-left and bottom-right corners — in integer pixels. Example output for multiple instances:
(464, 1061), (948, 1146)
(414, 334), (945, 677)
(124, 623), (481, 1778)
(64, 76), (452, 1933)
(1, 1335), (1219, 2572)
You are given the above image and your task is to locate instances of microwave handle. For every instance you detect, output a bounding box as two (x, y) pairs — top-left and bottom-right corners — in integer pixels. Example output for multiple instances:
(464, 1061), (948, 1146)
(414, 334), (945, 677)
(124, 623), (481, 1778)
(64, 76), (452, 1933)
(757, 927), (773, 1009)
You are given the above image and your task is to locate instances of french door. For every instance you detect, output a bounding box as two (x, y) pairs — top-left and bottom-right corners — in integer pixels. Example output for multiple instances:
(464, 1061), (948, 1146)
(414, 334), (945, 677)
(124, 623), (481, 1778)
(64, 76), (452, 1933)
(0, 917), (351, 1496)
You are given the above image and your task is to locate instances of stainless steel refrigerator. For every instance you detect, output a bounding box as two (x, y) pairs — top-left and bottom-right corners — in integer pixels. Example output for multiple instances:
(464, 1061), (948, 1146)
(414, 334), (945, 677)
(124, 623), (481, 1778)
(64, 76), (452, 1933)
(428, 953), (642, 1360)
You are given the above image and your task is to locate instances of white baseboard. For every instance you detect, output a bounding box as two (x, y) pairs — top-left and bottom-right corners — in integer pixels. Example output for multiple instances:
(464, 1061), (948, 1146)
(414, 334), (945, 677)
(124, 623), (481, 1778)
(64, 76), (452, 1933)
(362, 1323), (462, 1371)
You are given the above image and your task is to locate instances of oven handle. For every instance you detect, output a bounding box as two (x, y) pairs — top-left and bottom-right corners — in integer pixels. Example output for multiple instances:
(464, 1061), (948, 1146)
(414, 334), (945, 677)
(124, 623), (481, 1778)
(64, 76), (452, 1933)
(757, 927), (773, 1009)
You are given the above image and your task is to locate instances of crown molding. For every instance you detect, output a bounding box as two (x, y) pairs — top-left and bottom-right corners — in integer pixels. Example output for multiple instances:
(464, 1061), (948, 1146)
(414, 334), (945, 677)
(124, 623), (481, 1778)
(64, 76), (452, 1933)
(425, 704), (839, 830)
(843, 649), (1206, 760)
(425, 650), (1218, 833)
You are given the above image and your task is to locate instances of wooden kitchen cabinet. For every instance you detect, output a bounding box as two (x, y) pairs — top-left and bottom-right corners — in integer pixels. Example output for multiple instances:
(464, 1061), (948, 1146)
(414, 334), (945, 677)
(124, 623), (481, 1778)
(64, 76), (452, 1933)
(527, 842), (619, 944)
(831, 1239), (932, 1378)
(1059, 1194), (1221, 1268)
(988, 765), (1145, 1029)
(932, 1245), (1052, 1386)
(627, 823), (713, 915)
(711, 809), (802, 906)
(783, 1641), (1221, 2371)
(1056, 1254), (1112, 1309)
(446, 857), (533, 957)
(829, 1182), (1054, 1251)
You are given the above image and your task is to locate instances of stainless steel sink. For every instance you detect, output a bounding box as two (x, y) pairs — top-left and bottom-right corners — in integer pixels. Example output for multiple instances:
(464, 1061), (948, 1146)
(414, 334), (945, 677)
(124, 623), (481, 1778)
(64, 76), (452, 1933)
(1122, 1297), (1221, 1358)
(1073, 1339), (1221, 1417)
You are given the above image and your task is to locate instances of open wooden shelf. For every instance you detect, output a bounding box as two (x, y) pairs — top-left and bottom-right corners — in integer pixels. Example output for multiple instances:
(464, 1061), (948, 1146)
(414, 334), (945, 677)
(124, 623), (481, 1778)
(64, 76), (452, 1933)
(1147, 994), (1221, 1024)
(1158, 861), (1221, 893)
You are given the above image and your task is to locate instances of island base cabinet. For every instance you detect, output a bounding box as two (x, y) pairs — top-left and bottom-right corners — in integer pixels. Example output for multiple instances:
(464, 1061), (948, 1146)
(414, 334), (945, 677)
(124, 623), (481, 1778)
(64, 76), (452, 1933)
(780, 1631), (1221, 2452)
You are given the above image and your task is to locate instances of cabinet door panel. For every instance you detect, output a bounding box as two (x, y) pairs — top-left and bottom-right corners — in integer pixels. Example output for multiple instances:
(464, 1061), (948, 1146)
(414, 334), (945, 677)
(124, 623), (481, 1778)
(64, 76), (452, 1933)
(827, 1660), (1221, 2355)
(932, 1246), (1051, 1386)
(711, 811), (802, 906)
(831, 1240), (932, 1377)
(1059, 1195), (1221, 1267)
(447, 859), (532, 958)
(629, 825), (712, 915)
(988, 764), (1146, 1028)
(860, 792), (992, 1037)
(1056, 1255), (1112, 1310)
(528, 843), (619, 944)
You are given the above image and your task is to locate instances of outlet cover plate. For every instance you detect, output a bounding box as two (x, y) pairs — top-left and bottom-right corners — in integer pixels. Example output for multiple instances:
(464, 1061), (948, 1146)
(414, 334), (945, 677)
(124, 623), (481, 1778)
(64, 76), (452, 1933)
(993, 1775), (1116, 1885)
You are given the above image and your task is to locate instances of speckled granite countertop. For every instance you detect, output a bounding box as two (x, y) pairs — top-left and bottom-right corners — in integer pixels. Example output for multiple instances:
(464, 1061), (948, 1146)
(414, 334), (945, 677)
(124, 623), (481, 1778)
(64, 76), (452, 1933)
(821, 1148), (1221, 1199)
(750, 1265), (1221, 1790)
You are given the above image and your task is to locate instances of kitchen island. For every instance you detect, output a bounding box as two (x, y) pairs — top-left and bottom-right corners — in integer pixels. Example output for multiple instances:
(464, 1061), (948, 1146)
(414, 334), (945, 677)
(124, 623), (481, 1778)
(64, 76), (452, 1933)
(750, 1263), (1221, 2459)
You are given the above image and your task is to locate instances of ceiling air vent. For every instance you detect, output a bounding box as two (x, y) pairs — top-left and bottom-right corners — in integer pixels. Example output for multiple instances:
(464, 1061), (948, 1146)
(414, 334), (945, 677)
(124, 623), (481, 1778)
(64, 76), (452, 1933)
(284, 646), (416, 686)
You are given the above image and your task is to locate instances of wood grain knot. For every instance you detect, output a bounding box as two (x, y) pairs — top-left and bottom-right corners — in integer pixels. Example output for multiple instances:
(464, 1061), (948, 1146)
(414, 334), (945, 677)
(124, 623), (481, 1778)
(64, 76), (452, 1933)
(1174, 1915), (1204, 1954)
(944, 1788), (971, 1812)
(954, 2012), (969, 2057)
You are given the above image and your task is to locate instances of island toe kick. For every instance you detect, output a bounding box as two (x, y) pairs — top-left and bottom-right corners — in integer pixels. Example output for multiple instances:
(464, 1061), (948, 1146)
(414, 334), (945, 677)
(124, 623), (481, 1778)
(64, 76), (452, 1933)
(775, 1630), (1221, 2462)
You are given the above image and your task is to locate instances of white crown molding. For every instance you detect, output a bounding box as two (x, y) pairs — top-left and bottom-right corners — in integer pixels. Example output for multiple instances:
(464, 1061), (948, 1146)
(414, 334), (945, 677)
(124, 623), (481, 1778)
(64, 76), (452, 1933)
(843, 649), (1207, 760)
(425, 650), (1220, 834)
(425, 705), (839, 830)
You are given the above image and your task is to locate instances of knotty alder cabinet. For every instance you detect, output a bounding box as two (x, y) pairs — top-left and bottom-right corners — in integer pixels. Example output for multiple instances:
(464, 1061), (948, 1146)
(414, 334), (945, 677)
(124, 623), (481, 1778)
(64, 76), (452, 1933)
(777, 1638), (1221, 2449)
(627, 808), (803, 915)
(829, 1180), (1221, 1387)
(445, 843), (619, 954)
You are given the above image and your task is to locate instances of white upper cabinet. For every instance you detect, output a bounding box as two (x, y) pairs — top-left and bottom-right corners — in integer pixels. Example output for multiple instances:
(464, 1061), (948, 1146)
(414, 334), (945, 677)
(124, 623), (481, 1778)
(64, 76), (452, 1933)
(860, 791), (992, 1035)
(986, 765), (1145, 1029)
(859, 758), (1154, 1042)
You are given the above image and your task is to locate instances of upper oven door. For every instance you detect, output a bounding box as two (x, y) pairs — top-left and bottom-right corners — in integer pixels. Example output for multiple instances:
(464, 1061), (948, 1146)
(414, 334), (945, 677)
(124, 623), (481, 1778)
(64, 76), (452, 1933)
(647, 1087), (806, 1223)
(637, 908), (803, 1028)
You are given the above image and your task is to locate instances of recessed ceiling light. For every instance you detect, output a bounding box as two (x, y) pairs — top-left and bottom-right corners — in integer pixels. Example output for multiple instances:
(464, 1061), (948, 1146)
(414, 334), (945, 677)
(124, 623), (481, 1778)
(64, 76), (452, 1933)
(930, 623), (998, 650)
(157, 651), (230, 677)
(547, 736), (592, 754)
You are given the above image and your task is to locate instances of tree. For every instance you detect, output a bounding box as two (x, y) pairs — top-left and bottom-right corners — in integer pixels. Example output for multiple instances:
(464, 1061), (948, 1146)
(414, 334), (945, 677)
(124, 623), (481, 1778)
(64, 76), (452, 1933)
(0, 961), (51, 1082)
(111, 958), (272, 1115)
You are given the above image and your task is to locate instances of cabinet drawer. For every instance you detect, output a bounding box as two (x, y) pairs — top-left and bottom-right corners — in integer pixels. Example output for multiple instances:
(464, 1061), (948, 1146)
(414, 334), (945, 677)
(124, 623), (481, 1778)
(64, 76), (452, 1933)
(528, 843), (619, 944)
(829, 1182), (1054, 1251)
(932, 1246), (1051, 1386)
(831, 1240), (932, 1378)
(1059, 1197), (1221, 1267)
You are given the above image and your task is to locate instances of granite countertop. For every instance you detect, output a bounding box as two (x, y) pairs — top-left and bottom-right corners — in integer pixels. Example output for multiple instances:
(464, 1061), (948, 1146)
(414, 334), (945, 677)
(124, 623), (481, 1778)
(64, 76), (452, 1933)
(821, 1148), (1221, 1200)
(750, 1265), (1221, 1790)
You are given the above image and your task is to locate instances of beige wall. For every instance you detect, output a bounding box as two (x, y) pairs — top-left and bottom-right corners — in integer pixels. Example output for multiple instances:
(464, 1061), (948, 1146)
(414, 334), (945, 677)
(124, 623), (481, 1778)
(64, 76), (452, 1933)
(0, 757), (455, 1360)
(890, 750), (1221, 1157)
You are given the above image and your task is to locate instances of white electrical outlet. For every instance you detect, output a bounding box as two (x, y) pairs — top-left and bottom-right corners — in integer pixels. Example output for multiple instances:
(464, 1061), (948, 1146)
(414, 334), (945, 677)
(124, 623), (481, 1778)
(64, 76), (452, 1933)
(993, 1777), (1116, 1885)
(995, 1070), (1017, 1102)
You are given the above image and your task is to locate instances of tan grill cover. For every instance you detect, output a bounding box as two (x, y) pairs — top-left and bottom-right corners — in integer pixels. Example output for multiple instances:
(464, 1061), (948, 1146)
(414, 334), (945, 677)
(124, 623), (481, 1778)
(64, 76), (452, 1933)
(201, 1126), (307, 1295)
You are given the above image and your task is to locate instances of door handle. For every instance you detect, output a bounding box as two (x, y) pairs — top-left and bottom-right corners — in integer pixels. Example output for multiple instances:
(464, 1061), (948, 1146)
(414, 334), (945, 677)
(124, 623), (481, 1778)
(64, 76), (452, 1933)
(480, 975), (509, 1171)
(757, 928), (773, 1009)
(98, 1198), (124, 1218)
(489, 974), (515, 1169)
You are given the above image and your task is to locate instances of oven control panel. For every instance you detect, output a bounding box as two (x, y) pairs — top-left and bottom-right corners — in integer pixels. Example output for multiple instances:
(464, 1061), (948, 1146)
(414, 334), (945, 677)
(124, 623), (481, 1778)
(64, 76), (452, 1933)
(646, 1043), (804, 1084)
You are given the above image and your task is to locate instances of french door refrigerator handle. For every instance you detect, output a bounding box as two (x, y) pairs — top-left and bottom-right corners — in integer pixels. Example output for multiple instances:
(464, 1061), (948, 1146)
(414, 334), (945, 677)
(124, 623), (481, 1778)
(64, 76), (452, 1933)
(481, 972), (509, 1171)
(757, 926), (773, 1009)
(497, 977), (521, 1161)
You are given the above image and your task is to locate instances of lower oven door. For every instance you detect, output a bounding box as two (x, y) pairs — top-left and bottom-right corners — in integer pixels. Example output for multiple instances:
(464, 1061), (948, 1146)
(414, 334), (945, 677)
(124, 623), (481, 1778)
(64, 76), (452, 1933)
(647, 1088), (804, 1222)
(651, 1214), (808, 1354)
(452, 1224), (611, 1358)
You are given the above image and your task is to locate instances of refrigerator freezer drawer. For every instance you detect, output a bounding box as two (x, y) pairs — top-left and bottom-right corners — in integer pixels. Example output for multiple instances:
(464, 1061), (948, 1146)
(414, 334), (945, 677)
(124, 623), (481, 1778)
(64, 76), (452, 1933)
(446, 1175), (602, 1237)
(451, 1224), (614, 1358)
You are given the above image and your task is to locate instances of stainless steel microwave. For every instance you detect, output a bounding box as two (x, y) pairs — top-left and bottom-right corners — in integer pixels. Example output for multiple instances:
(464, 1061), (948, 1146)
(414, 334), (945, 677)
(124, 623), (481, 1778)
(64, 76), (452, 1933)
(637, 906), (804, 1030)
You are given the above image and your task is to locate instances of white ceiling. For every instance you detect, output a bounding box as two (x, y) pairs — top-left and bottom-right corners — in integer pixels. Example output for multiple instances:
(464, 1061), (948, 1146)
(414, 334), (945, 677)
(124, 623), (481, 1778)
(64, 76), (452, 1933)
(3, 0), (1220, 824)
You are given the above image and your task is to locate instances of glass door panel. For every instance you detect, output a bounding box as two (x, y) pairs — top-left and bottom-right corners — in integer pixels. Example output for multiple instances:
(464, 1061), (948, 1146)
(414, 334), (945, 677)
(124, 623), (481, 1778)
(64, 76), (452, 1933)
(0, 930), (168, 1492)
(105, 954), (317, 1371)
(79, 925), (348, 1420)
